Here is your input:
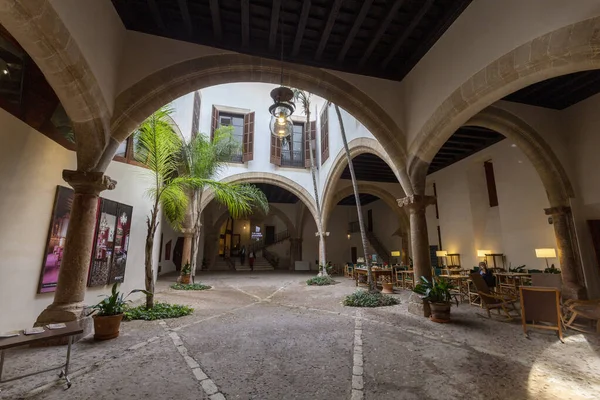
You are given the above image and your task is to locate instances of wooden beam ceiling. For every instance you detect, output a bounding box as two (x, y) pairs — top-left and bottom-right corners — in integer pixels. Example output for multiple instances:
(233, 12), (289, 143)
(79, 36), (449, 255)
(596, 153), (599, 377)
(177, 0), (193, 36)
(147, 0), (165, 32)
(358, 0), (405, 69)
(292, 0), (312, 57)
(209, 0), (222, 41)
(268, 0), (281, 51)
(315, 0), (343, 60)
(336, 0), (372, 63)
(241, 0), (250, 48)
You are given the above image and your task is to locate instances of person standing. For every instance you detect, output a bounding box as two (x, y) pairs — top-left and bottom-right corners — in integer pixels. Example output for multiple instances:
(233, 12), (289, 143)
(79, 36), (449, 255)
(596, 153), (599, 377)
(249, 250), (256, 271)
(240, 245), (246, 266)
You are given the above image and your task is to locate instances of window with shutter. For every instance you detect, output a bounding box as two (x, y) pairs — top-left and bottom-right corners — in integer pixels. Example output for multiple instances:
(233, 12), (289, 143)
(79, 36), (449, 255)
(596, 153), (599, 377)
(243, 111), (255, 162)
(304, 121), (317, 168)
(270, 135), (282, 166)
(210, 105), (219, 141)
(320, 105), (329, 164)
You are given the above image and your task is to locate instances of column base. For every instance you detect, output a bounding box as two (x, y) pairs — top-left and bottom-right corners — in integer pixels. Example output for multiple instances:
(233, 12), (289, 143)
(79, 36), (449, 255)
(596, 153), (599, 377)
(33, 302), (93, 345)
(407, 292), (431, 318)
(562, 282), (588, 300)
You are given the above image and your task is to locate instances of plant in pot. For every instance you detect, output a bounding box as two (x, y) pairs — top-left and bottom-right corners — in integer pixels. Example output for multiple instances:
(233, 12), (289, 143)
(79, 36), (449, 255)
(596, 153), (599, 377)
(413, 276), (457, 323)
(88, 283), (147, 340)
(180, 263), (192, 284)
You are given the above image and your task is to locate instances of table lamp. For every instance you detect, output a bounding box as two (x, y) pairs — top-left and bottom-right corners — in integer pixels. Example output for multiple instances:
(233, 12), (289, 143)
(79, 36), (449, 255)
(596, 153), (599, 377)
(535, 248), (556, 268)
(391, 251), (401, 266)
(436, 250), (447, 267)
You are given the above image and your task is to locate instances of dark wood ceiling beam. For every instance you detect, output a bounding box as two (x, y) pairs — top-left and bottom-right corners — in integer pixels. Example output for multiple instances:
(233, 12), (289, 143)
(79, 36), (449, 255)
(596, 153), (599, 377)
(337, 0), (373, 62)
(358, 0), (405, 69)
(268, 0), (282, 51)
(452, 132), (499, 140)
(147, 0), (166, 32)
(292, 0), (312, 57)
(177, 0), (193, 36)
(315, 0), (343, 60)
(549, 71), (600, 103)
(241, 0), (250, 47)
(382, 0), (433, 69)
(440, 145), (475, 152)
(210, 0), (223, 41)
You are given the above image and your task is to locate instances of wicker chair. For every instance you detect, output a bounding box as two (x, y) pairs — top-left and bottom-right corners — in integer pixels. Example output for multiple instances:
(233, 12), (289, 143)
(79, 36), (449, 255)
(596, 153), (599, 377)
(470, 273), (520, 320)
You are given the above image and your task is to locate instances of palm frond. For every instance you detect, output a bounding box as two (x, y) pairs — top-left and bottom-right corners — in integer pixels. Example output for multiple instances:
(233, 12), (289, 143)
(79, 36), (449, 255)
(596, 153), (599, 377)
(200, 181), (269, 219)
(159, 181), (189, 230)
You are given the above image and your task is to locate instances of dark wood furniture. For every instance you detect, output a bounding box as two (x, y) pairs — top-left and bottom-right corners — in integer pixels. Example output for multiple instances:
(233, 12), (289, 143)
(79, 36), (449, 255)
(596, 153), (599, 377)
(354, 268), (393, 288)
(470, 273), (520, 320)
(0, 321), (83, 389)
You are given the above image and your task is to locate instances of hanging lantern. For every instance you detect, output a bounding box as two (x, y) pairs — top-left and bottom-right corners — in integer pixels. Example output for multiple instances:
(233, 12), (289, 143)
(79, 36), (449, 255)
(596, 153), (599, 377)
(269, 86), (295, 139)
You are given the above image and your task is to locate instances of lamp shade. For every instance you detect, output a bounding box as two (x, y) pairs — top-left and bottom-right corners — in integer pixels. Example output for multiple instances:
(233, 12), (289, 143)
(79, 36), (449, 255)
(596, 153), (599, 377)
(535, 248), (556, 258)
(391, 251), (401, 257)
(477, 250), (491, 257)
(436, 251), (448, 257)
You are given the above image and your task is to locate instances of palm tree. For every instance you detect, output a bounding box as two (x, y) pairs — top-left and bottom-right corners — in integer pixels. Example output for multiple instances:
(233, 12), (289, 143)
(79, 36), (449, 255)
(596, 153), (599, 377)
(179, 126), (269, 277)
(332, 104), (375, 291)
(293, 89), (327, 276)
(135, 106), (268, 308)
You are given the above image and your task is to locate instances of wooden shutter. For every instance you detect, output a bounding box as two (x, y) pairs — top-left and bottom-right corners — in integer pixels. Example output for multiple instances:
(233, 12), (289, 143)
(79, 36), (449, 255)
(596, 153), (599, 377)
(320, 106), (329, 164)
(304, 121), (317, 168)
(243, 111), (255, 162)
(270, 135), (281, 166)
(210, 105), (219, 141)
(484, 161), (499, 207)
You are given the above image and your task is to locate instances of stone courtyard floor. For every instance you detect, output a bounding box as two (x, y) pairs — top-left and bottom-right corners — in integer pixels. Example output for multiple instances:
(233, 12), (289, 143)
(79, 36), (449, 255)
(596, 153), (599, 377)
(1, 272), (600, 400)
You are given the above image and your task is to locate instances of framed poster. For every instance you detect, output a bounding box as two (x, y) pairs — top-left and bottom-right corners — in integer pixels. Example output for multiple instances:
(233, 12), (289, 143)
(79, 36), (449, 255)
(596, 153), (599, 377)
(88, 199), (133, 287)
(38, 186), (74, 293)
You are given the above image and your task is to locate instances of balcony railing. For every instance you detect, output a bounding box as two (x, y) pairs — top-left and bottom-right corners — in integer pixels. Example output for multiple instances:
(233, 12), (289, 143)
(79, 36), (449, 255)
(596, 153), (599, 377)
(229, 150), (243, 163)
(281, 151), (304, 168)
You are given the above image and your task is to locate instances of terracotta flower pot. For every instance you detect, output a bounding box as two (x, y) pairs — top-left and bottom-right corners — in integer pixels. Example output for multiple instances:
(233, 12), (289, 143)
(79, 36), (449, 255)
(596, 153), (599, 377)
(180, 274), (191, 284)
(93, 314), (124, 340)
(381, 282), (394, 294)
(429, 302), (451, 323)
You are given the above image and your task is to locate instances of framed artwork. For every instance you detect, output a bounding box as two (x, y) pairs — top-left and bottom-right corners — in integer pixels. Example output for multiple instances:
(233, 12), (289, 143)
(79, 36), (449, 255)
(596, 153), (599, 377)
(88, 199), (133, 287)
(38, 186), (74, 293)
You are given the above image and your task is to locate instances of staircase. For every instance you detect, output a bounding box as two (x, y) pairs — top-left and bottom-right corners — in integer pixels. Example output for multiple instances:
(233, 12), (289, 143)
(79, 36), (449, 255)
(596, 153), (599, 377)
(235, 256), (274, 271)
(348, 222), (390, 263)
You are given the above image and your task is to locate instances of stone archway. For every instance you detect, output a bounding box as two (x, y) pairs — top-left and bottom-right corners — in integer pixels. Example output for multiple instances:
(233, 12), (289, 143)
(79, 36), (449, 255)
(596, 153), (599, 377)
(200, 172), (319, 228)
(408, 16), (600, 192)
(466, 106), (574, 207)
(321, 138), (406, 231)
(212, 204), (298, 239)
(109, 53), (412, 193)
(0, 0), (115, 171)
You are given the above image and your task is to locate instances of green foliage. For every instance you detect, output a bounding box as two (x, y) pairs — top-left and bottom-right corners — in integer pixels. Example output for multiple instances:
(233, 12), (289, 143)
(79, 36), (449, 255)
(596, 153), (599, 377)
(181, 263), (192, 275)
(171, 283), (211, 291)
(306, 276), (336, 286)
(89, 283), (149, 317)
(343, 290), (399, 307)
(509, 264), (526, 272)
(413, 276), (456, 304)
(544, 264), (562, 274)
(124, 302), (193, 321)
(181, 127), (269, 219)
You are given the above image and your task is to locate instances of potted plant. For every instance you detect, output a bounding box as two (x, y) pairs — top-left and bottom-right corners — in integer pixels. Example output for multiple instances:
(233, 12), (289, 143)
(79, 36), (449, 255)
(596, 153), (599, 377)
(180, 263), (192, 284)
(88, 283), (147, 340)
(413, 276), (457, 323)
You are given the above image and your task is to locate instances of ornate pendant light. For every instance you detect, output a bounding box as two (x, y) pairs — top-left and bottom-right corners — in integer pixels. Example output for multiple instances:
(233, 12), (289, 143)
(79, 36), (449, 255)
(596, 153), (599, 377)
(269, 4), (294, 140)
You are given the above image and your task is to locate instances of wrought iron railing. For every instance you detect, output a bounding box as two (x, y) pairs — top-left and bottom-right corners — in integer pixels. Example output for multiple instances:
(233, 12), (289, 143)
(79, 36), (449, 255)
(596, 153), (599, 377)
(281, 151), (305, 168)
(229, 151), (243, 163)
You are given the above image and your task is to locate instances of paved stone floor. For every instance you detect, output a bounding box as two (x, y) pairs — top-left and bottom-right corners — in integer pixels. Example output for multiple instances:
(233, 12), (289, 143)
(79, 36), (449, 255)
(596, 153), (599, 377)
(1, 272), (599, 400)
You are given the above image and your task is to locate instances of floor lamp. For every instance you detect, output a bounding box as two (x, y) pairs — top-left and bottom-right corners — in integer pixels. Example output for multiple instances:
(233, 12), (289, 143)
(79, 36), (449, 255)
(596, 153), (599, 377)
(535, 248), (556, 269)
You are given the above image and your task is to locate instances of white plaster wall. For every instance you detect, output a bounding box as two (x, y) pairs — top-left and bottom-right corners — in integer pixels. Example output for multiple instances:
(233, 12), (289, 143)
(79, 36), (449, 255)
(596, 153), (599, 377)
(401, 0), (600, 143)
(50, 0), (127, 112)
(0, 109), (158, 332)
(427, 140), (556, 271)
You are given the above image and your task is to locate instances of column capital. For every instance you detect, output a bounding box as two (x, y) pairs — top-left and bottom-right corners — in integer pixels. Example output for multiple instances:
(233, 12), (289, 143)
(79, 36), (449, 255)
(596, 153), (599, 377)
(544, 206), (572, 216)
(63, 170), (117, 195)
(397, 195), (436, 211)
(181, 229), (195, 237)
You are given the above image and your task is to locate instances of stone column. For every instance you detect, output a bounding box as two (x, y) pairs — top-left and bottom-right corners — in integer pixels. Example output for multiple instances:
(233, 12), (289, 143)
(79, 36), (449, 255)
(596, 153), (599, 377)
(398, 195), (436, 317)
(545, 206), (587, 299)
(36, 170), (116, 330)
(181, 228), (195, 268)
(289, 238), (303, 271)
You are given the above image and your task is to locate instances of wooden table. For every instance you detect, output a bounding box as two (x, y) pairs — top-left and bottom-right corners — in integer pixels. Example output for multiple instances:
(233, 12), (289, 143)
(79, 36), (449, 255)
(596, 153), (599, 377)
(354, 268), (393, 287)
(0, 321), (84, 389)
(496, 272), (532, 297)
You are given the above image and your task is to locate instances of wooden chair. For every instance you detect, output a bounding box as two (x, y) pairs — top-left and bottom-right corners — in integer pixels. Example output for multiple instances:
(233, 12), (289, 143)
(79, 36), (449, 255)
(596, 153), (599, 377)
(470, 273), (520, 320)
(520, 286), (563, 341)
(563, 299), (600, 334)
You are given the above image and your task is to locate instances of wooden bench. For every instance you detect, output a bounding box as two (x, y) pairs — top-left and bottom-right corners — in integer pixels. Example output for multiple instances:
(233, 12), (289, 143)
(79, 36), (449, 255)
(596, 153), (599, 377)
(0, 321), (84, 390)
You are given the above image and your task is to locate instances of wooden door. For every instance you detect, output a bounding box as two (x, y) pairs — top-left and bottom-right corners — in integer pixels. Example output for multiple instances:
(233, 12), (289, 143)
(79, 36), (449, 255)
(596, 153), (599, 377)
(367, 209), (373, 232)
(351, 247), (358, 264)
(265, 225), (275, 245)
